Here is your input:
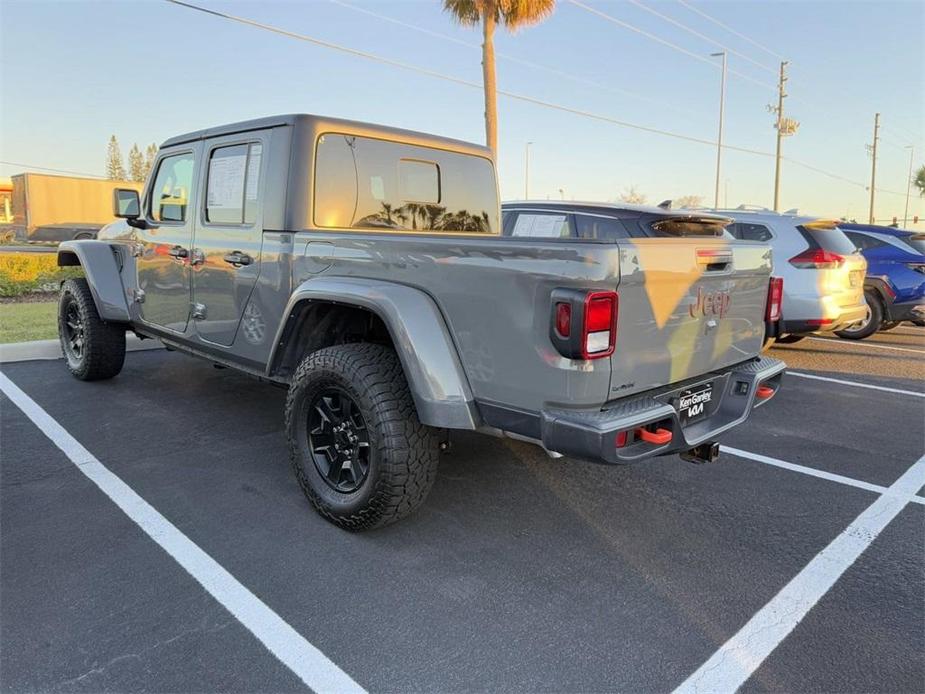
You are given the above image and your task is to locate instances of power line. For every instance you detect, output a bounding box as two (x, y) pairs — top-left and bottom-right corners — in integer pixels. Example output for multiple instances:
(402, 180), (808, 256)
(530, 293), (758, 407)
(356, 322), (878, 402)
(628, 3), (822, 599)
(161, 0), (903, 198)
(676, 0), (786, 61)
(162, 0), (759, 150)
(327, 0), (701, 117)
(623, 0), (777, 74)
(565, 0), (777, 91)
(0, 161), (105, 179)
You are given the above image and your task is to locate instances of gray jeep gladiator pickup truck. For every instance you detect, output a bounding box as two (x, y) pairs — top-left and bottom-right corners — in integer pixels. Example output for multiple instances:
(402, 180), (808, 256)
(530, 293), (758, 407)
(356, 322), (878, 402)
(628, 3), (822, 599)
(56, 114), (785, 530)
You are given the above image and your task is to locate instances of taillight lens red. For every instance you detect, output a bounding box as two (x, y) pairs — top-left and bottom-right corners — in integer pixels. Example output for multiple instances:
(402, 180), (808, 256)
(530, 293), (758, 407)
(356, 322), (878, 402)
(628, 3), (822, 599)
(766, 277), (783, 322)
(555, 302), (571, 338)
(789, 249), (844, 269)
(582, 291), (617, 359)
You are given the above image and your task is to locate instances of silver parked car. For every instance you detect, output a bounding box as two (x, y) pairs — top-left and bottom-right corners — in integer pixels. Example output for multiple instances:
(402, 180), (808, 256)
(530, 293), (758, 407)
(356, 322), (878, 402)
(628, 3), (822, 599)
(711, 207), (867, 342)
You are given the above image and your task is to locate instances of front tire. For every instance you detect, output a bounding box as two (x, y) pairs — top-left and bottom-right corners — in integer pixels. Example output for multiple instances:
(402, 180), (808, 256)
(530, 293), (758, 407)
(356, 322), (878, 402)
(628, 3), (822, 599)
(58, 278), (126, 380)
(285, 343), (440, 531)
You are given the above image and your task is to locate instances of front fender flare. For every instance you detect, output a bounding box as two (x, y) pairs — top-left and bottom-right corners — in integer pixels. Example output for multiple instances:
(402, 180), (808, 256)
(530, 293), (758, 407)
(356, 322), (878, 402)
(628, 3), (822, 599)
(57, 240), (131, 322)
(269, 277), (479, 430)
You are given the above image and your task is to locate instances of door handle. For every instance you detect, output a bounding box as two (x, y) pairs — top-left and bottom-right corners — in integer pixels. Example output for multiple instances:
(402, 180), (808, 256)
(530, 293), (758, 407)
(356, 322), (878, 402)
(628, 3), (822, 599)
(223, 251), (253, 267)
(167, 246), (188, 259)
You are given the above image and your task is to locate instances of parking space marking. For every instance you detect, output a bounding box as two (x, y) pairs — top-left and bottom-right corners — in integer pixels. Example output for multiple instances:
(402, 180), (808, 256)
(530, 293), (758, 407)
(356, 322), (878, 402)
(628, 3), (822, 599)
(787, 371), (924, 398)
(722, 446), (925, 506)
(0, 372), (366, 694)
(807, 337), (925, 354)
(674, 453), (925, 694)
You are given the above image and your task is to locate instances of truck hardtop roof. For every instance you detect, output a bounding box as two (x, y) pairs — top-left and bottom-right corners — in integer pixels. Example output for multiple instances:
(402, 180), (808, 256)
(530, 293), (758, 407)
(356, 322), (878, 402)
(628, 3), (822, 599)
(161, 113), (493, 159)
(503, 200), (732, 223)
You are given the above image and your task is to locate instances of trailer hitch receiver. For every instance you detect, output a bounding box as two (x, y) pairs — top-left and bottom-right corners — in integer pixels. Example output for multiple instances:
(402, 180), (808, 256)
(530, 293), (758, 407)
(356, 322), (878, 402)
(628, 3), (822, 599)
(680, 441), (720, 465)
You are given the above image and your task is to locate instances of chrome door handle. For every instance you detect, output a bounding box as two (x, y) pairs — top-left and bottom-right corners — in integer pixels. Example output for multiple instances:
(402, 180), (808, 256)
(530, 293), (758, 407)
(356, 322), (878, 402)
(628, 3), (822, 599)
(167, 246), (188, 259)
(223, 251), (253, 267)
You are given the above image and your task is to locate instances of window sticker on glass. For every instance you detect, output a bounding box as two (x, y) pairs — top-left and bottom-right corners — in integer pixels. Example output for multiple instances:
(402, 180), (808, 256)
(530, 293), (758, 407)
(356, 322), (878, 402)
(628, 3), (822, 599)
(370, 176), (385, 201)
(245, 143), (262, 201)
(399, 160), (439, 203)
(208, 152), (247, 209)
(512, 213), (569, 238)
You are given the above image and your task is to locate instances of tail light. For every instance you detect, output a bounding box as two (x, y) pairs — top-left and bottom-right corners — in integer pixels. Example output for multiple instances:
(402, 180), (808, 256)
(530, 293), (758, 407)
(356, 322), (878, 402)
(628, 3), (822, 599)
(550, 289), (618, 360)
(583, 292), (617, 358)
(789, 249), (844, 269)
(766, 277), (783, 322)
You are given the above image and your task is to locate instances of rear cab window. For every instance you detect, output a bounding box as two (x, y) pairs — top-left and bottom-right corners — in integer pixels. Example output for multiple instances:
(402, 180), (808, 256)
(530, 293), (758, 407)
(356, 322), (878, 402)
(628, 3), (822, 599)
(314, 134), (498, 233)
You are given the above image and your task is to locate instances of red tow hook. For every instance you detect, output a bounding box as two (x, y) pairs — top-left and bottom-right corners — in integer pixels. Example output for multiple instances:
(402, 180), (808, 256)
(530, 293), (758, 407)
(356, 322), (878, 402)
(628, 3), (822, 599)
(635, 427), (673, 445)
(756, 384), (775, 399)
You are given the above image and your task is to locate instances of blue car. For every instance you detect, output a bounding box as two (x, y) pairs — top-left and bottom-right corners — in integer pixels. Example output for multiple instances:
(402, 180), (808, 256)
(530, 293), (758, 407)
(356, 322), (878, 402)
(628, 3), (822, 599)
(836, 223), (925, 338)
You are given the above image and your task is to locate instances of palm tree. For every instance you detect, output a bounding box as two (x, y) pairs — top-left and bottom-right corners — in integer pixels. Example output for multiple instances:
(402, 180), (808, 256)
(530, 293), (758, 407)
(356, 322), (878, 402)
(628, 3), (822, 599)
(914, 165), (925, 197)
(443, 0), (556, 156)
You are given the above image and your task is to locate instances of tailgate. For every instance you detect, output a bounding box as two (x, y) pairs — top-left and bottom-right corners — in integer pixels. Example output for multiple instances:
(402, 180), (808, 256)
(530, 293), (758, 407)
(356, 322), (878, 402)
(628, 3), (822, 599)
(609, 237), (771, 397)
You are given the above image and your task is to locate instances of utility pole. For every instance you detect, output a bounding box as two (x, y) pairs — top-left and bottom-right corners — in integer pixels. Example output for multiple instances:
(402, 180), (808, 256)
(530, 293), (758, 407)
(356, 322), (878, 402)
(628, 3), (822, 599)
(771, 61), (789, 212)
(868, 113), (880, 224)
(903, 145), (914, 227)
(524, 141), (533, 199)
(711, 51), (727, 209)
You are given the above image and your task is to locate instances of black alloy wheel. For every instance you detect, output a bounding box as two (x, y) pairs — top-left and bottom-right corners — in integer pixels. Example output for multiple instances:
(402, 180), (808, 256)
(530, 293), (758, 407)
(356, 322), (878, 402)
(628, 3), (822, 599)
(307, 388), (371, 493)
(62, 298), (86, 362)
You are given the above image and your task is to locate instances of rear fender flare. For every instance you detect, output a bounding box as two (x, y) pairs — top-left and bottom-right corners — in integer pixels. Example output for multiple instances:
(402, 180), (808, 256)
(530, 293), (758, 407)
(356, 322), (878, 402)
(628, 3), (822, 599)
(269, 277), (479, 430)
(57, 240), (131, 322)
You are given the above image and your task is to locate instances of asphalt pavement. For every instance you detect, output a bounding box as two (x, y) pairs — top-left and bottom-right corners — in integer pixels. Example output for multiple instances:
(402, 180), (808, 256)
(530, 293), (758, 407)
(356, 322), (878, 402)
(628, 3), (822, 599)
(1, 326), (923, 692)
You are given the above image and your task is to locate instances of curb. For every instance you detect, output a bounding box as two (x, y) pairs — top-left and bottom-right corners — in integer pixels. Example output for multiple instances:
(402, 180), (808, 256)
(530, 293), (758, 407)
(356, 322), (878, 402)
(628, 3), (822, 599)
(0, 335), (163, 364)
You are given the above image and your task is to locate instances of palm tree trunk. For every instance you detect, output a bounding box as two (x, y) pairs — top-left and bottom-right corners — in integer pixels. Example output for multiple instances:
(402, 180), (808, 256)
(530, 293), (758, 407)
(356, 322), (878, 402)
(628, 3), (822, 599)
(481, 12), (498, 157)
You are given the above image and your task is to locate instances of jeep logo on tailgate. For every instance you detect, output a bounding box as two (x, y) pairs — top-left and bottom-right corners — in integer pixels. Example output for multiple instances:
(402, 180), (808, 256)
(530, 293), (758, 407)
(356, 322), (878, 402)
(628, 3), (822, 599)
(689, 287), (731, 318)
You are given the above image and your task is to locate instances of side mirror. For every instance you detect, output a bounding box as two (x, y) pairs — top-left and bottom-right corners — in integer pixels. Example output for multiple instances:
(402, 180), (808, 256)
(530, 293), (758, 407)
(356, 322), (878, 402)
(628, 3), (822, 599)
(113, 188), (141, 218)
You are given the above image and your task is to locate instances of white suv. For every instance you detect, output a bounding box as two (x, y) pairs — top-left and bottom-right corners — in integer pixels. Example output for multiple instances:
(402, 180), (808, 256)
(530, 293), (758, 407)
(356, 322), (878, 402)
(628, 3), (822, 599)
(706, 207), (867, 341)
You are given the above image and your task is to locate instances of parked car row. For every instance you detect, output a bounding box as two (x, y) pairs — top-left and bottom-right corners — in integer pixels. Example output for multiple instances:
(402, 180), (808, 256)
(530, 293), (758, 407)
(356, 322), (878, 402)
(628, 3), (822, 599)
(500, 202), (874, 347)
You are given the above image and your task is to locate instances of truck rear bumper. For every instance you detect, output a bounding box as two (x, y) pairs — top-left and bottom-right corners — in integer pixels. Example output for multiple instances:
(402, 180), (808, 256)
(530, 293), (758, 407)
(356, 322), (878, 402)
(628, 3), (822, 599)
(540, 356), (786, 464)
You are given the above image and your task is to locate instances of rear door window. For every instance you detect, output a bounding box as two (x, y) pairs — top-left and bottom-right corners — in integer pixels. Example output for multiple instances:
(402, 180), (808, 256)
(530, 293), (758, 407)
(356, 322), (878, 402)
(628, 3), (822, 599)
(205, 142), (263, 225)
(730, 222), (772, 242)
(575, 214), (629, 240)
(509, 212), (574, 238)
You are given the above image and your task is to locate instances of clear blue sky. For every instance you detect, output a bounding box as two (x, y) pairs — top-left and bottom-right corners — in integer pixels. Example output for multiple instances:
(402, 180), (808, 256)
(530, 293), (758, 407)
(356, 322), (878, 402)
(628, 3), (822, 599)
(1, 0), (922, 226)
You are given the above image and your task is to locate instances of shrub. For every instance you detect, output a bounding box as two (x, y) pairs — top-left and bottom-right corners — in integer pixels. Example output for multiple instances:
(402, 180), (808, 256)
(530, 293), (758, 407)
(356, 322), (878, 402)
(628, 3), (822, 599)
(0, 252), (84, 297)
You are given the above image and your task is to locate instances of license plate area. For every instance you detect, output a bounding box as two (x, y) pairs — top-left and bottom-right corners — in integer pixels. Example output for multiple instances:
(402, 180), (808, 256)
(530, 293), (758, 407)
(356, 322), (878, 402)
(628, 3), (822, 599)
(673, 382), (715, 425)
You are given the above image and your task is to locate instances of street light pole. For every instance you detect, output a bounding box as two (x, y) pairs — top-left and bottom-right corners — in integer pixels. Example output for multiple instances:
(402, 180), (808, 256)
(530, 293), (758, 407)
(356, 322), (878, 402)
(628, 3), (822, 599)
(711, 51), (727, 209)
(524, 141), (533, 199)
(903, 145), (914, 227)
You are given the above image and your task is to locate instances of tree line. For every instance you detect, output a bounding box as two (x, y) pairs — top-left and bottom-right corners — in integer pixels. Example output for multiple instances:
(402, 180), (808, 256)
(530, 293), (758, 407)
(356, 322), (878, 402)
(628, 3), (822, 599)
(105, 135), (158, 183)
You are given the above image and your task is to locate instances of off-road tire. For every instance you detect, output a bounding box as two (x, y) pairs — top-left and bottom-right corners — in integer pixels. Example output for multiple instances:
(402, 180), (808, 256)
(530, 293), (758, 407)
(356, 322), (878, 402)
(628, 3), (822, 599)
(775, 334), (806, 344)
(835, 291), (882, 340)
(58, 278), (126, 381)
(285, 343), (440, 531)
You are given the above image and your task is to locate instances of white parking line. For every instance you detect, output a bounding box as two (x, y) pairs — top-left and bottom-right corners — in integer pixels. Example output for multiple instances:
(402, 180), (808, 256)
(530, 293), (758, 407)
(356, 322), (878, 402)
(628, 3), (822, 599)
(807, 336), (925, 354)
(788, 371), (925, 398)
(722, 446), (925, 506)
(0, 372), (366, 694)
(674, 453), (925, 694)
